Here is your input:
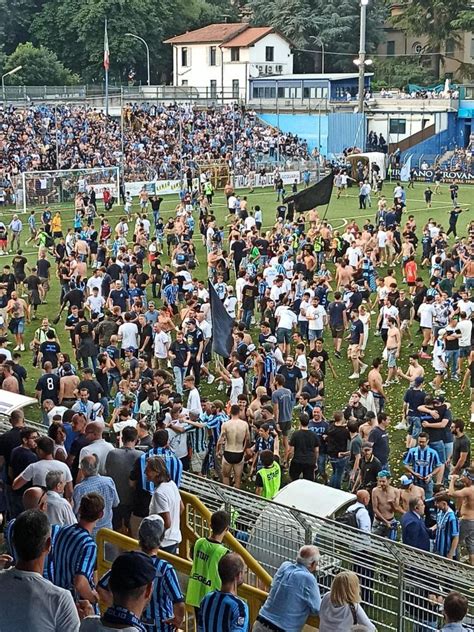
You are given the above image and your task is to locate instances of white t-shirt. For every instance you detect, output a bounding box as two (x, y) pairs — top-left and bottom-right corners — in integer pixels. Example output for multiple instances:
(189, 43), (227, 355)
(432, 339), (446, 371)
(187, 387), (202, 415)
(458, 319), (472, 347)
(307, 305), (327, 331)
(87, 277), (102, 295)
(377, 230), (387, 248)
(79, 439), (114, 475)
(275, 305), (297, 330)
(0, 569), (80, 632)
(20, 459), (72, 487)
(227, 195), (237, 210)
(224, 296), (237, 318)
(458, 299), (474, 318)
(86, 295), (105, 315)
(346, 246), (362, 268)
(149, 480), (182, 548)
(381, 305), (399, 329)
(295, 354), (308, 379)
(230, 377), (244, 404)
(80, 618), (136, 632)
(153, 331), (170, 359)
(298, 299), (310, 322)
(118, 322), (139, 349)
(418, 303), (434, 328)
(167, 423), (188, 459)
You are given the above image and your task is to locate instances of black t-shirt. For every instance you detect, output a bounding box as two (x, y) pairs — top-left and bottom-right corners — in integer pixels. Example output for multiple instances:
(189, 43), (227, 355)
(0, 427), (22, 469)
(169, 340), (190, 367)
(360, 455), (382, 490)
(12, 255), (27, 278)
(349, 319), (364, 344)
(368, 426), (389, 465)
(231, 240), (245, 261)
(78, 378), (103, 403)
(130, 455), (152, 517)
(36, 259), (51, 278)
(396, 298), (413, 321)
(0, 273), (15, 296)
(13, 364), (27, 395)
(186, 328), (204, 355)
(63, 289), (84, 309)
(452, 435), (471, 468)
(35, 372), (60, 403)
(106, 263), (122, 281)
(242, 284), (258, 310)
(75, 320), (94, 341)
(444, 326), (460, 351)
(403, 387), (426, 416)
(290, 429), (319, 464)
(94, 369), (110, 398)
(277, 365), (302, 394)
(327, 301), (346, 327)
(326, 424), (350, 458)
(139, 323), (153, 352)
(308, 349), (329, 375)
(25, 275), (42, 291)
(69, 434), (89, 481)
(10, 446), (38, 488)
(39, 340), (61, 368)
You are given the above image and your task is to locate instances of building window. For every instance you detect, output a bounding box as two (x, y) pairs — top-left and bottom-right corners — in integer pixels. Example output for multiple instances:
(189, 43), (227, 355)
(389, 118), (406, 134)
(387, 40), (395, 56)
(210, 80), (217, 98)
(412, 42), (423, 54)
(445, 38), (455, 56)
(209, 46), (217, 66)
(181, 80), (188, 86)
(181, 47), (188, 67)
(265, 46), (274, 62)
(231, 48), (240, 62)
(232, 79), (239, 99)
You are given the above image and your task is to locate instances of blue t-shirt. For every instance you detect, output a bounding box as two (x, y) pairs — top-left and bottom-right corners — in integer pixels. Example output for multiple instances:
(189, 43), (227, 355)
(350, 319), (364, 344)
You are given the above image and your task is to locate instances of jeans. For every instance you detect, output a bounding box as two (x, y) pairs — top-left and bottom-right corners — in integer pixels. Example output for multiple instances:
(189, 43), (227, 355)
(414, 477), (434, 499)
(82, 355), (98, 371)
(298, 321), (309, 340)
(329, 456), (348, 489)
(173, 366), (186, 395)
(242, 308), (253, 330)
(317, 453), (327, 479)
(407, 415), (423, 439)
(445, 349), (460, 377)
(429, 440), (446, 469)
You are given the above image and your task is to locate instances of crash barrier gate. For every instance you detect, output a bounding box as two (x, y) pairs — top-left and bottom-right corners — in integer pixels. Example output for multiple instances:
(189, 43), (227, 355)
(179, 472), (474, 632)
(96, 491), (319, 630)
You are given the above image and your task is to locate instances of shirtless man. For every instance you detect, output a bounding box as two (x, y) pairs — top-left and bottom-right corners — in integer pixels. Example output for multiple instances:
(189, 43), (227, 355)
(399, 474), (425, 513)
(398, 354), (425, 386)
(372, 471), (402, 537)
(359, 411), (377, 441)
(216, 404), (250, 489)
(335, 260), (354, 290)
(449, 468), (474, 565)
(368, 358), (385, 414)
(6, 291), (29, 351)
(384, 318), (401, 386)
(59, 366), (81, 407)
(384, 268), (397, 288)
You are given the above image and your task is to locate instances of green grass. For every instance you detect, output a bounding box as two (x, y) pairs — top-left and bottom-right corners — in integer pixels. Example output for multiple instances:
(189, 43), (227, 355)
(4, 181), (474, 477)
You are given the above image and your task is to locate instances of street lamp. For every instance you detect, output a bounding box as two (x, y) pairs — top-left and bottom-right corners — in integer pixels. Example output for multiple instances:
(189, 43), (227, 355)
(2, 65), (23, 104)
(125, 33), (150, 86)
(357, 0), (369, 113)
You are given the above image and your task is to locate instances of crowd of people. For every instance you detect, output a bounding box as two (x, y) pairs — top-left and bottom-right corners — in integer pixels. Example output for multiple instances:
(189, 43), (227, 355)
(0, 155), (472, 630)
(0, 103), (310, 189)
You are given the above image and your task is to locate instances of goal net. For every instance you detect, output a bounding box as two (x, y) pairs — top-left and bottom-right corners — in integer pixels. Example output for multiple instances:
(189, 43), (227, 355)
(197, 160), (230, 191)
(15, 166), (120, 214)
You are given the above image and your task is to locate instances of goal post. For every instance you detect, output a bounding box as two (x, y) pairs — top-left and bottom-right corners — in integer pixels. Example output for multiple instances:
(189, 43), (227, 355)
(15, 166), (120, 214)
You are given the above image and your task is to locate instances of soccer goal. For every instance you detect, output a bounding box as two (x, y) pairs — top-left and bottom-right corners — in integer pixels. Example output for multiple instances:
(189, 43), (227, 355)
(15, 166), (120, 214)
(197, 160), (230, 191)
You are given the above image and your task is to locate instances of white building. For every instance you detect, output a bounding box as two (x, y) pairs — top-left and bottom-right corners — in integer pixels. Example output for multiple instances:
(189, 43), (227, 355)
(164, 23), (294, 101)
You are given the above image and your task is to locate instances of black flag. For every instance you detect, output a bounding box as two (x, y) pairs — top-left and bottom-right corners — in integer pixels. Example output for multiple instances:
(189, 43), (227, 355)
(209, 281), (234, 358)
(283, 173), (334, 212)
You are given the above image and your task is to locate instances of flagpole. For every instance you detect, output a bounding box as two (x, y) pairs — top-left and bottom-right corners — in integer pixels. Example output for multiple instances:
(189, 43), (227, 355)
(104, 19), (109, 118)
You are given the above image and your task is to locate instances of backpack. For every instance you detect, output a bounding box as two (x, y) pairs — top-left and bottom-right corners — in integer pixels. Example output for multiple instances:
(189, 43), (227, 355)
(336, 506), (362, 529)
(44, 233), (54, 248)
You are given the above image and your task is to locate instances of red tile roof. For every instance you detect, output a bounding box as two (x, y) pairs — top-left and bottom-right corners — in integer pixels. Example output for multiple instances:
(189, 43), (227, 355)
(222, 27), (275, 48)
(164, 23), (248, 45)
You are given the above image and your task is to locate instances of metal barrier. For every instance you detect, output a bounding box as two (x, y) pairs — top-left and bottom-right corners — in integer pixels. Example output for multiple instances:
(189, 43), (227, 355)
(180, 473), (474, 632)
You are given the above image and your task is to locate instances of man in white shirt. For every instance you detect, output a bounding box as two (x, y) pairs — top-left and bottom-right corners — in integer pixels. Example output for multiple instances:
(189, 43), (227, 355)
(118, 314), (139, 351)
(12, 436), (73, 499)
(418, 296), (435, 359)
(346, 244), (362, 269)
(275, 300), (297, 355)
(79, 422), (114, 475)
(86, 270), (103, 296)
(152, 322), (170, 369)
(227, 194), (237, 214)
(458, 311), (473, 371)
(45, 470), (77, 526)
(85, 287), (105, 317)
(306, 297), (327, 350)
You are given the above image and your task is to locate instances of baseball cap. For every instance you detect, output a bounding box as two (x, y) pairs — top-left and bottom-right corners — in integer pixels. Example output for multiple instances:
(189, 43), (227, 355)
(138, 514), (165, 548)
(400, 475), (414, 486)
(267, 335), (277, 344)
(438, 328), (447, 337)
(125, 346), (136, 352)
(109, 551), (156, 592)
(414, 376), (424, 386)
(247, 343), (256, 354)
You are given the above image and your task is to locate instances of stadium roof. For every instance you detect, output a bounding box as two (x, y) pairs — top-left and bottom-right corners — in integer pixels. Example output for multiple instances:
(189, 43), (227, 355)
(164, 23), (293, 47)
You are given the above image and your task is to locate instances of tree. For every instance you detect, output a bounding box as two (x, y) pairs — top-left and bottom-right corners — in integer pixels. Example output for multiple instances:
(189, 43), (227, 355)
(393, 0), (473, 79)
(3, 42), (80, 85)
(248, 0), (386, 73)
(372, 57), (437, 91)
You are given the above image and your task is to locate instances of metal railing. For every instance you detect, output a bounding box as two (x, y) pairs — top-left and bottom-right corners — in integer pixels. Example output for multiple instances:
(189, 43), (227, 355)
(180, 473), (474, 632)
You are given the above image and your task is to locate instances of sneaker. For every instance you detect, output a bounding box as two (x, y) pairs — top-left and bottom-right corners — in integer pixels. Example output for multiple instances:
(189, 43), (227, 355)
(383, 381), (392, 387)
(20, 344), (25, 351)
(434, 388), (445, 396)
(207, 374), (215, 385)
(217, 381), (224, 391)
(374, 331), (381, 336)
(334, 351), (341, 359)
(13, 345), (20, 351)
(429, 381), (436, 389)
(395, 421), (408, 430)
(360, 363), (369, 374)
(452, 375), (460, 381)
(348, 373), (360, 379)
(419, 352), (431, 360)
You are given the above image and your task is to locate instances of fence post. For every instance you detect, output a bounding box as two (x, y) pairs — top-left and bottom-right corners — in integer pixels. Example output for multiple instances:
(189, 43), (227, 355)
(397, 559), (405, 632)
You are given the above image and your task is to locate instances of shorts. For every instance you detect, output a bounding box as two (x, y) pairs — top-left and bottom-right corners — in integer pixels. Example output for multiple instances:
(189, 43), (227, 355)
(309, 329), (323, 341)
(223, 451), (244, 465)
(348, 344), (360, 359)
(8, 317), (25, 334)
(459, 519), (474, 554)
(39, 277), (50, 291)
(386, 348), (397, 368)
(276, 327), (292, 344)
(460, 346), (471, 358)
(407, 416), (422, 439)
(400, 320), (410, 331)
(330, 325), (344, 339)
(0, 239), (7, 249)
(190, 451), (207, 474)
(278, 420), (292, 436)
(434, 368), (447, 376)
